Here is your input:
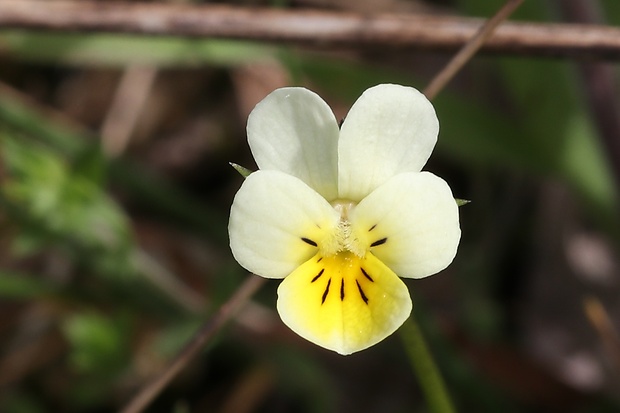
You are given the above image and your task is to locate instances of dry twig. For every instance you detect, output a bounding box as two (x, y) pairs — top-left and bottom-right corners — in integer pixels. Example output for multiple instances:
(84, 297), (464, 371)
(119, 275), (266, 413)
(1, 1), (620, 60)
(424, 0), (524, 99)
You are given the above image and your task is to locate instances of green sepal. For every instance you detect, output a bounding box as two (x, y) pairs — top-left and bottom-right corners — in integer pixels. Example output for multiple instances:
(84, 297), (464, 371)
(229, 162), (254, 178)
(455, 198), (471, 207)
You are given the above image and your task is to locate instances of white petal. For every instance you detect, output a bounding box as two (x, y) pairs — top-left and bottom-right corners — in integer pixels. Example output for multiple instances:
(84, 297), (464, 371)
(338, 84), (439, 201)
(350, 172), (460, 279)
(247, 87), (340, 201)
(229, 170), (339, 279)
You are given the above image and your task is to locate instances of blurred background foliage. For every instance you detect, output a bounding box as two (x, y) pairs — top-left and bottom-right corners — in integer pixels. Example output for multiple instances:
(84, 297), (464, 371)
(1, 0), (620, 412)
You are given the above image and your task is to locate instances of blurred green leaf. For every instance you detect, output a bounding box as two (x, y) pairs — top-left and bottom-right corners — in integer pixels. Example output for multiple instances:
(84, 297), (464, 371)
(0, 31), (277, 68)
(1, 133), (135, 277)
(0, 271), (59, 299)
(0, 84), (229, 244)
(60, 311), (134, 410)
(62, 311), (130, 375)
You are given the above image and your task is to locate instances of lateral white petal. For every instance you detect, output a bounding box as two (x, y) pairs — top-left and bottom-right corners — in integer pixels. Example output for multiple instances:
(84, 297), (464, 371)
(350, 172), (460, 279)
(247, 87), (340, 201)
(338, 84), (439, 201)
(229, 171), (339, 279)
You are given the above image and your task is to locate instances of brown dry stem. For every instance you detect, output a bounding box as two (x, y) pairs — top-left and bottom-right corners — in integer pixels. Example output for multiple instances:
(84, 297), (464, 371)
(1, 1), (620, 60)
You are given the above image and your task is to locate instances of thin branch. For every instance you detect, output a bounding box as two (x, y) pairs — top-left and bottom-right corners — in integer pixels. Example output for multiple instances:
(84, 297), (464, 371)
(119, 275), (266, 413)
(424, 0), (524, 99)
(1, 1), (620, 60)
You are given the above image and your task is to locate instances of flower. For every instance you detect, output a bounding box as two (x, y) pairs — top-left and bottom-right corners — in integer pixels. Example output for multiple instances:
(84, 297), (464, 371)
(229, 84), (460, 355)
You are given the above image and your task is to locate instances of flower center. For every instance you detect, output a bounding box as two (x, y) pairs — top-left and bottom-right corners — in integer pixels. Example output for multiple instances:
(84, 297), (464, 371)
(318, 199), (366, 258)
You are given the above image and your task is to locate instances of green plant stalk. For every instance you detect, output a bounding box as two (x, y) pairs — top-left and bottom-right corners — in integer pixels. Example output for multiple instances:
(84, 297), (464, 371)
(399, 316), (456, 413)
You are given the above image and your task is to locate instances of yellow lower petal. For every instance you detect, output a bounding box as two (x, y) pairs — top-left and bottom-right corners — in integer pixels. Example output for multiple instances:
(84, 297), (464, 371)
(276, 251), (412, 355)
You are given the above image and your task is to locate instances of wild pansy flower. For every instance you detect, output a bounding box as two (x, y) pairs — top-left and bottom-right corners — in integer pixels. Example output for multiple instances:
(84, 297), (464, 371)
(229, 84), (460, 355)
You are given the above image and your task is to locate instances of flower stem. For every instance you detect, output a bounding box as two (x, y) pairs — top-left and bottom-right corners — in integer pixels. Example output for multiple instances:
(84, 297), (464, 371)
(399, 316), (456, 413)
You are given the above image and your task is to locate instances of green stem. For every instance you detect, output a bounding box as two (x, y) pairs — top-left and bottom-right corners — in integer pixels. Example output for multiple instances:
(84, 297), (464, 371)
(399, 316), (456, 413)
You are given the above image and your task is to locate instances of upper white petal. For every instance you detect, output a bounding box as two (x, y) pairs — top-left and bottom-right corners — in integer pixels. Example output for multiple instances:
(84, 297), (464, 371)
(338, 84), (439, 201)
(247, 87), (340, 201)
(350, 172), (460, 279)
(229, 170), (340, 279)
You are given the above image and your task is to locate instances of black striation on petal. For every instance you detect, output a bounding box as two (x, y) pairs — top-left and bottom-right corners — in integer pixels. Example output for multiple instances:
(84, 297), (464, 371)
(361, 268), (374, 282)
(370, 237), (387, 247)
(321, 278), (332, 304)
(301, 237), (317, 247)
(356, 280), (369, 304)
(311, 269), (324, 283)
